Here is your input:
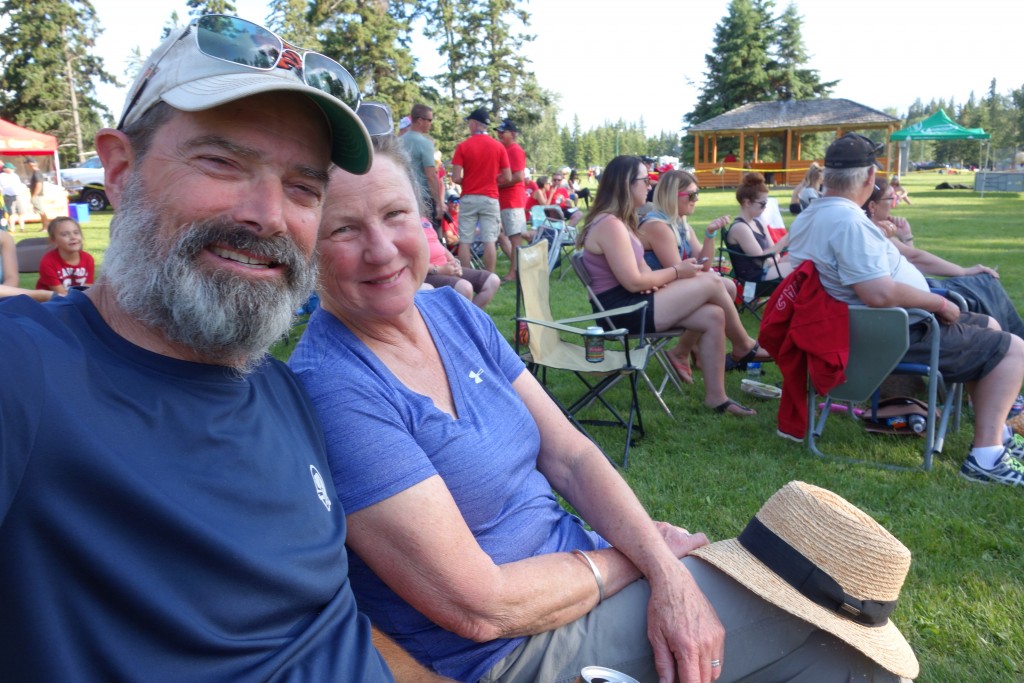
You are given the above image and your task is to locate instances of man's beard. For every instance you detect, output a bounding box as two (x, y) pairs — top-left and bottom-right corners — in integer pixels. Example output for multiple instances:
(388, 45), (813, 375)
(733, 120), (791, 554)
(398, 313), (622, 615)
(102, 173), (318, 372)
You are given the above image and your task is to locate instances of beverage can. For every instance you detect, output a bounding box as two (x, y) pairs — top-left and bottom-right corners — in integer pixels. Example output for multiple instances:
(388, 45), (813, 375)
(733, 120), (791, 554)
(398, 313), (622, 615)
(517, 320), (530, 346)
(576, 666), (640, 683)
(746, 361), (762, 378)
(585, 326), (605, 363)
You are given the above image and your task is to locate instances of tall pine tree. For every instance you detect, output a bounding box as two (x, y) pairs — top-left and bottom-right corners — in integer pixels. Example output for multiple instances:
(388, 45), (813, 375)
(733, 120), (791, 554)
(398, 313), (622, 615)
(686, 0), (834, 126)
(0, 0), (117, 163)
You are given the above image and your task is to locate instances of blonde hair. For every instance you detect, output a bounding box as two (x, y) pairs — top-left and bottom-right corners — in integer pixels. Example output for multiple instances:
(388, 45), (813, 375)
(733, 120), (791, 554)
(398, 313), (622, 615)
(652, 169), (698, 227)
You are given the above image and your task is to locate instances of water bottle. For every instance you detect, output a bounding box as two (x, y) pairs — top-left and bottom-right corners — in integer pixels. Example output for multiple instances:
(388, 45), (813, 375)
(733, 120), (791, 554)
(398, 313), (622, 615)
(746, 362), (762, 378)
(908, 414), (927, 434)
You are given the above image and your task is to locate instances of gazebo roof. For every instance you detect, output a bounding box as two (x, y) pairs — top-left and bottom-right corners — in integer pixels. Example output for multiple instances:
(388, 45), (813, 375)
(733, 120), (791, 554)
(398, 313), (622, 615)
(687, 99), (898, 134)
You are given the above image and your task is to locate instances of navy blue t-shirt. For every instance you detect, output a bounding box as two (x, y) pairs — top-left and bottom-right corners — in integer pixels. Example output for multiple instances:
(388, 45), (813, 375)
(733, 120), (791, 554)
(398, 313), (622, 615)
(0, 291), (393, 682)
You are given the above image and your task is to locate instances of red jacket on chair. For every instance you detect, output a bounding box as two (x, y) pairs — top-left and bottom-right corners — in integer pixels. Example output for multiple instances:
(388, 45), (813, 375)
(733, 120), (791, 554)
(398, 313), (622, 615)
(759, 261), (850, 439)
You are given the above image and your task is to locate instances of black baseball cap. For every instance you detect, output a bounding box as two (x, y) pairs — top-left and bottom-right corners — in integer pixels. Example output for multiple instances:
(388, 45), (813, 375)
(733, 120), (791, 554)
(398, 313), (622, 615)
(825, 133), (884, 169)
(496, 118), (518, 133)
(466, 107), (490, 126)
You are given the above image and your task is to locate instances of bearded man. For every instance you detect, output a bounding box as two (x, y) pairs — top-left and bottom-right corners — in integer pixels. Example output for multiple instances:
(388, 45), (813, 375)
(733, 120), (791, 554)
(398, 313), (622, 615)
(0, 14), (449, 681)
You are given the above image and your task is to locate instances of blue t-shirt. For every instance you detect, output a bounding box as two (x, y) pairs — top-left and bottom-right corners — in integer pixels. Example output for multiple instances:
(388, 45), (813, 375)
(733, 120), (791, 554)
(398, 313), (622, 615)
(289, 288), (607, 682)
(0, 291), (393, 683)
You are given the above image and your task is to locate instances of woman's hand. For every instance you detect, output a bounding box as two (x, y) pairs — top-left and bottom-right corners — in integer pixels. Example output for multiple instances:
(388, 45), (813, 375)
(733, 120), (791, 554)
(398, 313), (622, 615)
(677, 258), (703, 279)
(647, 568), (726, 683)
(874, 219), (899, 238)
(653, 521), (709, 558)
(890, 216), (912, 242)
(706, 215), (730, 235)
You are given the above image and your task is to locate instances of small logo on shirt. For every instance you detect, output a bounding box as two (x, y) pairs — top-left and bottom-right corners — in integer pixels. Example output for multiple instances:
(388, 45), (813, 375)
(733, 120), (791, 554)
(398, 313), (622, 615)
(468, 368), (484, 384)
(310, 465), (332, 511)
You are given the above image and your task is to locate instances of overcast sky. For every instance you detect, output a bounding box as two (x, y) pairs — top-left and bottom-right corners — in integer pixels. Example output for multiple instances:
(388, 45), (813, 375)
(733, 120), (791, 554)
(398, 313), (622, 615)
(91, 0), (1021, 135)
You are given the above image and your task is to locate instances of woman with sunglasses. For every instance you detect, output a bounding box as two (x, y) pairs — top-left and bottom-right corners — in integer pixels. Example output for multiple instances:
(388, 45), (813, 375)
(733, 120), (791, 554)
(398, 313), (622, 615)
(725, 172), (793, 283)
(864, 176), (1022, 337)
(577, 156), (770, 414)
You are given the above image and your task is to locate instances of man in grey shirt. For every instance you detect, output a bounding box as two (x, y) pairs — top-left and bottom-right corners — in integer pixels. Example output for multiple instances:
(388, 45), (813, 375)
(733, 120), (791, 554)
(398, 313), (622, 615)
(788, 133), (1024, 488)
(401, 103), (446, 229)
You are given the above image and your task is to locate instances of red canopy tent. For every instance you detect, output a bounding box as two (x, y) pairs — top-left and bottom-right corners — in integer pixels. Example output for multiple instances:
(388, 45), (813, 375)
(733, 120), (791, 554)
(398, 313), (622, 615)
(0, 118), (62, 179)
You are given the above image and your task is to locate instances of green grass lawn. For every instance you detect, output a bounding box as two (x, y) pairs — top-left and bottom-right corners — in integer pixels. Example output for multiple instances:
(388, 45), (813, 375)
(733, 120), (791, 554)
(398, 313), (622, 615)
(21, 173), (1024, 681)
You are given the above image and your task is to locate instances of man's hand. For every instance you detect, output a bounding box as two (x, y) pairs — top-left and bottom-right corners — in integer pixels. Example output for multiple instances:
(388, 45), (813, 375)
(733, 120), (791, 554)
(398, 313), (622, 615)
(647, 569), (725, 683)
(936, 298), (960, 325)
(965, 264), (999, 279)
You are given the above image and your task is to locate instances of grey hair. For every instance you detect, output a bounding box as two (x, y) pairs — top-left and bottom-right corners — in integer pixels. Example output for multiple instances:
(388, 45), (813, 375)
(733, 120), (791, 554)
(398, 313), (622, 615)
(823, 166), (872, 195)
(121, 102), (176, 161)
(366, 134), (427, 216)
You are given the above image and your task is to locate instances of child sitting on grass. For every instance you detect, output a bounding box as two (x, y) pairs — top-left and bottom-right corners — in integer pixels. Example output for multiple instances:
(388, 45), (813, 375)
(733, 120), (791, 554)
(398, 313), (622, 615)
(35, 216), (95, 296)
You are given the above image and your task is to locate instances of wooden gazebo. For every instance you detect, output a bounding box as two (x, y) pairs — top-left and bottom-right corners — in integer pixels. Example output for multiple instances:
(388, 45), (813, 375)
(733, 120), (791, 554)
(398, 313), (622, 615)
(686, 99), (899, 186)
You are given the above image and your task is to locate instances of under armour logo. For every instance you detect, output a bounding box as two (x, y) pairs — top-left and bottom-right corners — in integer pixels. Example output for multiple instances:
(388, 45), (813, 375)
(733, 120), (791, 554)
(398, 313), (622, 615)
(468, 368), (484, 384)
(309, 465), (332, 511)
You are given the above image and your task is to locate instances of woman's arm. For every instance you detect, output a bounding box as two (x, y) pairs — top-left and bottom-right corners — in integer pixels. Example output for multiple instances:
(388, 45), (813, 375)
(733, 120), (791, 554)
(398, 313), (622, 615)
(588, 215), (681, 291)
(344, 471), (646, 643)
(519, 371), (725, 683)
(696, 216), (729, 264)
(1, 232), (19, 288)
(640, 219), (688, 270)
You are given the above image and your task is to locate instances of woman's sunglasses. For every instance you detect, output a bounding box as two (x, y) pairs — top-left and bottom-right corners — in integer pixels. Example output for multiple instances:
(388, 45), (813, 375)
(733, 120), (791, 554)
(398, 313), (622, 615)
(678, 190), (700, 201)
(119, 15), (360, 129)
(355, 101), (394, 138)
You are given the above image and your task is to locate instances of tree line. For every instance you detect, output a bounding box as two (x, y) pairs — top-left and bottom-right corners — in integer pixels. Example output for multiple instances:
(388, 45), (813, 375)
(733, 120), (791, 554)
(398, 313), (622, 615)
(2, 0), (1021, 174)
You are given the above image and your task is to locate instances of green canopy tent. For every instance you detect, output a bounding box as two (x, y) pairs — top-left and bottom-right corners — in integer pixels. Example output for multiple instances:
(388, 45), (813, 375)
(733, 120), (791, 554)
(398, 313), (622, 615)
(890, 109), (990, 175)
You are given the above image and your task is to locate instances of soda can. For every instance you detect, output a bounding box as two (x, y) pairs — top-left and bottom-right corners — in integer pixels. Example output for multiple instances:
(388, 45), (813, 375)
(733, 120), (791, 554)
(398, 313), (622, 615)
(585, 326), (605, 363)
(517, 320), (530, 346)
(576, 666), (640, 683)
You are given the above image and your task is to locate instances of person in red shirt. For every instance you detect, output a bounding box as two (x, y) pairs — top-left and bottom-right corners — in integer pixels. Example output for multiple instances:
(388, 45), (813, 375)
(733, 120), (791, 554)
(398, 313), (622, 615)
(451, 108), (511, 272)
(495, 118), (527, 282)
(35, 216), (95, 295)
(548, 171), (583, 227)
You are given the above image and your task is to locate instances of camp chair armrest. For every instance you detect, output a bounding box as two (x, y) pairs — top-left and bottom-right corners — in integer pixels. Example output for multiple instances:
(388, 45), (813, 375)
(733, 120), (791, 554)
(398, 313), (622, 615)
(515, 315), (631, 339)
(558, 301), (648, 326)
(929, 288), (968, 312)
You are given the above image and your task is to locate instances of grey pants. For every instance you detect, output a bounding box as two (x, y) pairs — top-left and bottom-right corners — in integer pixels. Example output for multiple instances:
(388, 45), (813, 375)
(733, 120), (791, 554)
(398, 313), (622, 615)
(479, 557), (902, 683)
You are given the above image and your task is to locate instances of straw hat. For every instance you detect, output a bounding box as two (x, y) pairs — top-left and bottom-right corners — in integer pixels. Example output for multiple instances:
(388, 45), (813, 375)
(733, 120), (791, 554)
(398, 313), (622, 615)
(691, 481), (918, 679)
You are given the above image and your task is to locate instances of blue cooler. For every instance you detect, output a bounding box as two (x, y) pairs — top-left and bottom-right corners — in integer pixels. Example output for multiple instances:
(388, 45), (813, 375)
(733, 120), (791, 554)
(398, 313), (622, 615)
(69, 203), (90, 224)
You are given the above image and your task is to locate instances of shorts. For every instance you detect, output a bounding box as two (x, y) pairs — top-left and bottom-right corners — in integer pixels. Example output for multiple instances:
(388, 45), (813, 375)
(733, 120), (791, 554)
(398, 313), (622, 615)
(905, 311), (1010, 384)
(501, 208), (526, 237)
(593, 285), (655, 335)
(425, 268), (494, 294)
(31, 195), (46, 213)
(458, 194), (501, 244)
(3, 194), (17, 216)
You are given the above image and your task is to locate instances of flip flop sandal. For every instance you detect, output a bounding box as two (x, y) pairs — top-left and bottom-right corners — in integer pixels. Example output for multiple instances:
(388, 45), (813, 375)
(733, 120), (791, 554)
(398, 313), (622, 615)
(668, 355), (694, 384)
(726, 340), (773, 372)
(713, 399), (756, 416)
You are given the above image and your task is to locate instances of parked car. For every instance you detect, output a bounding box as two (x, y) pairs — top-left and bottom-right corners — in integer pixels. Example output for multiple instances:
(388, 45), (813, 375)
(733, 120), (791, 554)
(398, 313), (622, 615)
(913, 161), (949, 171)
(57, 157), (109, 210)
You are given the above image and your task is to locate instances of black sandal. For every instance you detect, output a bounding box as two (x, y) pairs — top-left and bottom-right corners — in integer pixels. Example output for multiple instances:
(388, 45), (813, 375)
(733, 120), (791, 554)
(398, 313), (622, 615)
(714, 399), (756, 416)
(726, 340), (772, 371)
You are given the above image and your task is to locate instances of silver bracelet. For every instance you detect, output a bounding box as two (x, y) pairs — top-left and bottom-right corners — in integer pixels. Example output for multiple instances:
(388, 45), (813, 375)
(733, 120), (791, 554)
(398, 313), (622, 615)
(572, 549), (604, 604)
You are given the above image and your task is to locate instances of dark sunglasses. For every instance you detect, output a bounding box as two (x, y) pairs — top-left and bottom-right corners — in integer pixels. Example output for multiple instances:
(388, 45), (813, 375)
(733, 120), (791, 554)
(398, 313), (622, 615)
(119, 15), (360, 129)
(678, 190), (700, 201)
(754, 199), (768, 208)
(356, 101), (394, 137)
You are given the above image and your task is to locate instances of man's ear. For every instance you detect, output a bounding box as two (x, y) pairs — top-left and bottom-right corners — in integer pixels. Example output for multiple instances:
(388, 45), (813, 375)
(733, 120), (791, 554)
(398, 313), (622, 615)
(94, 128), (135, 211)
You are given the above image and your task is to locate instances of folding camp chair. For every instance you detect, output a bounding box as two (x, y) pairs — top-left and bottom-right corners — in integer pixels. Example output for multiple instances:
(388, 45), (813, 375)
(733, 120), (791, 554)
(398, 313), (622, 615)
(716, 226), (782, 319)
(569, 251), (685, 416)
(807, 301), (963, 471)
(529, 205), (576, 278)
(515, 240), (650, 467)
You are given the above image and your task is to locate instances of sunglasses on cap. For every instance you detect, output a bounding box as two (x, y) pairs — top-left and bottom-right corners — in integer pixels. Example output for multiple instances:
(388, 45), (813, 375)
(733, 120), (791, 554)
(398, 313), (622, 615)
(118, 14), (360, 129)
(355, 101), (394, 138)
